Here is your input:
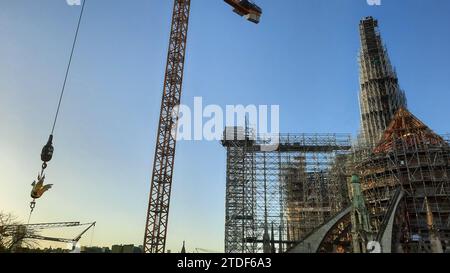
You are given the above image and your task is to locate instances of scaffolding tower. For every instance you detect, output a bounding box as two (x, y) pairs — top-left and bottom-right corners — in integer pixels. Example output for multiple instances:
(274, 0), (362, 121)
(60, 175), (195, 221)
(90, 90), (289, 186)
(222, 127), (352, 253)
(358, 16), (407, 148)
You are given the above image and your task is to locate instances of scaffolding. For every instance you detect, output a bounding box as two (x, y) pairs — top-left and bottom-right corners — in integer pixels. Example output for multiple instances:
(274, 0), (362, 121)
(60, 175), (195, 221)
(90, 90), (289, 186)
(222, 128), (352, 253)
(355, 108), (450, 253)
(358, 16), (407, 148)
(222, 127), (257, 253)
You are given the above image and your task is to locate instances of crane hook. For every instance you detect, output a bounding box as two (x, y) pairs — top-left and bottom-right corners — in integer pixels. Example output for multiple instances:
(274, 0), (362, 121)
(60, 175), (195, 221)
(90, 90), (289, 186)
(30, 199), (36, 211)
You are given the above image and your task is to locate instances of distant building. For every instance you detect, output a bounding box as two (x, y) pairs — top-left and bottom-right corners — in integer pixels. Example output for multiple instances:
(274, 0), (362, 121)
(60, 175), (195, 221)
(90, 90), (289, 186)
(81, 246), (110, 253)
(111, 244), (142, 253)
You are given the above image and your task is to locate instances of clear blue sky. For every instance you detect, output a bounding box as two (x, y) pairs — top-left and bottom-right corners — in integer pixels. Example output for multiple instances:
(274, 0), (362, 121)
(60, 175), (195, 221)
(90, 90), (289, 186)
(1, 0), (449, 252)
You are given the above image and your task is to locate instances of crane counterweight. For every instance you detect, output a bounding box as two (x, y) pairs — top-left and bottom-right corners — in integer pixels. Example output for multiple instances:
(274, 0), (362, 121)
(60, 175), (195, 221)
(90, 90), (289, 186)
(224, 0), (262, 24)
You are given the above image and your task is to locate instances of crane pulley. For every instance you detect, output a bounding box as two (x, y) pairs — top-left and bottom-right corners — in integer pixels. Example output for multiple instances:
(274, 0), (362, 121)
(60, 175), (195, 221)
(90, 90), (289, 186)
(40, 134), (54, 168)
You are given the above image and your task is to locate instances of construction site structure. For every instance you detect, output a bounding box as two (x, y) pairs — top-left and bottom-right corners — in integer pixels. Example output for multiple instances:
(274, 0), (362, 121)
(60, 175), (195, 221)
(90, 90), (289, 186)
(356, 108), (450, 253)
(289, 17), (450, 253)
(221, 127), (352, 253)
(223, 17), (450, 254)
(358, 16), (407, 148)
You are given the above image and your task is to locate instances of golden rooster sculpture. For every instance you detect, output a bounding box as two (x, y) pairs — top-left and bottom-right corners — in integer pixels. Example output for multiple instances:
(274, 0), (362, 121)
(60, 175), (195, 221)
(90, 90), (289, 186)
(31, 173), (53, 199)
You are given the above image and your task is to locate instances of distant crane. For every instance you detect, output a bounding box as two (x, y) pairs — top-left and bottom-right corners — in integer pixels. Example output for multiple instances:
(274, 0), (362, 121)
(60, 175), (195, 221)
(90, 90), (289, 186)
(143, 0), (262, 253)
(195, 247), (220, 253)
(3, 221), (96, 252)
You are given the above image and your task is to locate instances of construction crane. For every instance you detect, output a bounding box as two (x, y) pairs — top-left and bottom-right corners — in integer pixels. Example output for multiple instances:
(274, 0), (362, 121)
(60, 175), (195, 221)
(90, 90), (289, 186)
(2, 221), (96, 252)
(143, 0), (262, 253)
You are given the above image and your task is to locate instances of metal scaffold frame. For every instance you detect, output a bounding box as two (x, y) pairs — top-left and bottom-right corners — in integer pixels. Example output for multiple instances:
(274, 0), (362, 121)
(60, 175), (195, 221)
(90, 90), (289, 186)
(358, 16), (407, 148)
(222, 129), (352, 253)
(223, 135), (257, 253)
(355, 109), (450, 253)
